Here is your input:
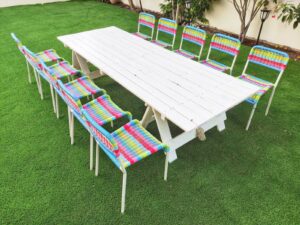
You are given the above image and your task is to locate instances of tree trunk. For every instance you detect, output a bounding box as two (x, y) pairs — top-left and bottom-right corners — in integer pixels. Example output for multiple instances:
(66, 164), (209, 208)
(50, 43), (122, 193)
(172, 0), (175, 20)
(128, 0), (135, 11)
(175, 3), (180, 23)
(139, 0), (143, 11)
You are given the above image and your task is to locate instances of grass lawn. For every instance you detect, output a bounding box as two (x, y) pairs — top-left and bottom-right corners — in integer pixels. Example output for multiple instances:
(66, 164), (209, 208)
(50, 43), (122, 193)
(0, 1), (299, 224)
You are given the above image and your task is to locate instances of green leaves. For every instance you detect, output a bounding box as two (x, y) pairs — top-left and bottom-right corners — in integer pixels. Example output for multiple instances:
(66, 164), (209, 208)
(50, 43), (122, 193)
(277, 3), (300, 29)
(160, 0), (214, 24)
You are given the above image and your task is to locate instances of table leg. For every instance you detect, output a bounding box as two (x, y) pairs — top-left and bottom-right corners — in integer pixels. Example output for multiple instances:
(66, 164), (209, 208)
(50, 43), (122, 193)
(72, 51), (103, 79)
(153, 110), (177, 162)
(217, 113), (226, 131)
(72, 51), (80, 69)
(75, 53), (91, 77)
(141, 106), (155, 128)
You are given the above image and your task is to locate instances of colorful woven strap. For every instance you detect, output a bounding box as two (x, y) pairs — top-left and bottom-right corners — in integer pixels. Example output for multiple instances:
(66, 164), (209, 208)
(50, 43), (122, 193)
(11, 33), (24, 53)
(21, 46), (41, 69)
(151, 40), (171, 48)
(64, 76), (103, 100)
(112, 120), (169, 168)
(86, 120), (117, 153)
(201, 59), (228, 72)
(248, 45), (289, 72)
(210, 33), (240, 56)
(175, 49), (196, 59)
(157, 18), (177, 35)
(138, 12), (155, 29)
(36, 49), (61, 63)
(82, 94), (131, 126)
(182, 26), (206, 46)
(82, 109), (118, 153)
(49, 61), (79, 79)
(11, 33), (22, 45)
(239, 74), (273, 104)
(133, 32), (151, 40)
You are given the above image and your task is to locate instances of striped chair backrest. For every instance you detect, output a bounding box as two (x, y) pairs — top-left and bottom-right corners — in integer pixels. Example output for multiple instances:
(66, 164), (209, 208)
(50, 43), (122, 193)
(11, 33), (23, 52)
(210, 33), (241, 56)
(182, 26), (206, 47)
(21, 46), (42, 69)
(247, 45), (289, 72)
(138, 12), (155, 29)
(39, 60), (58, 84)
(58, 80), (82, 114)
(157, 18), (177, 36)
(82, 109), (118, 156)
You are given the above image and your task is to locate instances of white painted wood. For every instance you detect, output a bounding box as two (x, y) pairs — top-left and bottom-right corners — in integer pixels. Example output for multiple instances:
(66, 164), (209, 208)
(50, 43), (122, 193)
(121, 171), (127, 214)
(153, 110), (177, 162)
(141, 106), (155, 128)
(58, 27), (260, 162)
(58, 27), (259, 132)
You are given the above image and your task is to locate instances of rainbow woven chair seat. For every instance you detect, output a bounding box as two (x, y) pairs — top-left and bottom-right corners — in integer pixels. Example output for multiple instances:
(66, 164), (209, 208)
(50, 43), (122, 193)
(201, 59), (229, 72)
(36, 49), (62, 63)
(151, 18), (177, 49)
(134, 32), (152, 40)
(111, 120), (168, 168)
(237, 45), (289, 130)
(201, 33), (241, 75)
(82, 95), (132, 127)
(239, 74), (273, 105)
(151, 39), (172, 48)
(59, 77), (130, 145)
(58, 77), (105, 117)
(48, 61), (79, 80)
(21, 46), (80, 113)
(11, 33), (62, 85)
(175, 49), (195, 59)
(82, 108), (169, 213)
(63, 76), (102, 100)
(175, 26), (206, 61)
(133, 12), (156, 40)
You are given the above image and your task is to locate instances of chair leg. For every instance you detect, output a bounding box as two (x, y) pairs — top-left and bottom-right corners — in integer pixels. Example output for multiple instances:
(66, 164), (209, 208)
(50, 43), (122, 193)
(246, 104), (257, 131)
(55, 91), (59, 119)
(121, 171), (127, 214)
(67, 107), (72, 138)
(90, 134), (94, 171)
(34, 69), (43, 99)
(265, 88), (276, 116)
(70, 111), (74, 145)
(164, 153), (169, 181)
(95, 144), (99, 176)
(50, 84), (56, 113)
(26, 60), (32, 84)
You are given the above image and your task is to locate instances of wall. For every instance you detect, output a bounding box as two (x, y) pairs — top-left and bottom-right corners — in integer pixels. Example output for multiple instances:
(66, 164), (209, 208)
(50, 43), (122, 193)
(0, 0), (69, 8)
(122, 0), (300, 51)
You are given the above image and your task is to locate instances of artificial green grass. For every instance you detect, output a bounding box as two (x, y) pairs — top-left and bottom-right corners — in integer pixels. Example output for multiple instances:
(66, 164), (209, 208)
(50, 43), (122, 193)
(0, 1), (299, 224)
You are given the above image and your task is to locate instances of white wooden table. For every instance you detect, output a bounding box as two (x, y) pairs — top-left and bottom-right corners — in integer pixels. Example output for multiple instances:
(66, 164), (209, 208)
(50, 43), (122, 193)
(58, 26), (260, 163)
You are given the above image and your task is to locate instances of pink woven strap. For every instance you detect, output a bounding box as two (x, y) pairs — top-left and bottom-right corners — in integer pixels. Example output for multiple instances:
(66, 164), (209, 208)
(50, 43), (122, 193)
(211, 42), (239, 55)
(183, 33), (205, 45)
(249, 55), (287, 70)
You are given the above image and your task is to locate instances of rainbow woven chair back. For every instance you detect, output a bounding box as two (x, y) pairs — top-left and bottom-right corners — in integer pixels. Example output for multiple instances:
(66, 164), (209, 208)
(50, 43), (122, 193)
(11, 33), (24, 53)
(21, 46), (42, 69)
(210, 33), (240, 56)
(39, 60), (58, 84)
(156, 18), (177, 45)
(157, 18), (177, 35)
(138, 13), (155, 36)
(247, 45), (289, 73)
(82, 109), (121, 166)
(182, 26), (206, 47)
(58, 80), (82, 113)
